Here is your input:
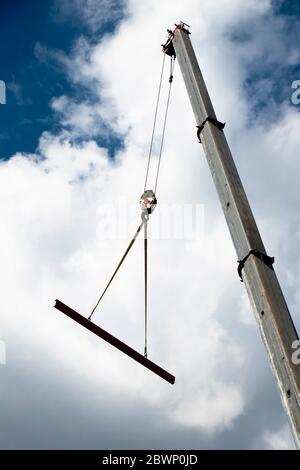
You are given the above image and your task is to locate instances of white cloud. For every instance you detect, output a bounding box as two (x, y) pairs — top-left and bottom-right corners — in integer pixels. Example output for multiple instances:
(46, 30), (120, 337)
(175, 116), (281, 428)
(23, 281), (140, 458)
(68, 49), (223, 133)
(1, 0), (299, 449)
(51, 96), (101, 135)
(264, 424), (295, 450)
(53, 0), (126, 31)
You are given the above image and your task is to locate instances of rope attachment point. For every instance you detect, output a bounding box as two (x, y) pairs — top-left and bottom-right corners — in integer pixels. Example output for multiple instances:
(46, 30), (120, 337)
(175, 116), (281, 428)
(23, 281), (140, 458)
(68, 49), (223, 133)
(237, 249), (274, 282)
(197, 116), (225, 143)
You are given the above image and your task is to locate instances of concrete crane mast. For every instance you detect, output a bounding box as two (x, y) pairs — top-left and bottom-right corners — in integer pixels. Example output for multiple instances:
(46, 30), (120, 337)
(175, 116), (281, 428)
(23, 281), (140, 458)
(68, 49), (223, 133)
(163, 21), (300, 448)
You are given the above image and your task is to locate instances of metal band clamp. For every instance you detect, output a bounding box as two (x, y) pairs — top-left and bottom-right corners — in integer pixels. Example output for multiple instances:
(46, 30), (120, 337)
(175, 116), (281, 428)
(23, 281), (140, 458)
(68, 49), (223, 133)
(237, 249), (274, 282)
(197, 116), (225, 143)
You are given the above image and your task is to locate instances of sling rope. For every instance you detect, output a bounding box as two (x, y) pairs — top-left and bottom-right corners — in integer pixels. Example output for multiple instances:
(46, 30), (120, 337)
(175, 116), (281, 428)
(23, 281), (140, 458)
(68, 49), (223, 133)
(88, 221), (145, 321)
(89, 54), (175, 358)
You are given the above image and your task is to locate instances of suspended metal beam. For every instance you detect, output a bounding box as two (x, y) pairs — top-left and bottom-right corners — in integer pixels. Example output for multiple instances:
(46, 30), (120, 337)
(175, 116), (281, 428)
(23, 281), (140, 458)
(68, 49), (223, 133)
(168, 22), (300, 447)
(54, 300), (175, 385)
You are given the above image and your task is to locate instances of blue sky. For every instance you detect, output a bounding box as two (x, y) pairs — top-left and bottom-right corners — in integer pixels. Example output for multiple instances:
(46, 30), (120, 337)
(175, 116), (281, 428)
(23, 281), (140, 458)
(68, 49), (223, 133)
(0, 0), (125, 159)
(0, 0), (300, 451)
(0, 0), (299, 160)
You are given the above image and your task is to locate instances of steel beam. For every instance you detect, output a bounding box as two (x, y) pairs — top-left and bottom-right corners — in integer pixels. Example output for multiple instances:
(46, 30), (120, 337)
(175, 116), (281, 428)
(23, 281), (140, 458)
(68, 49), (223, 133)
(54, 300), (175, 385)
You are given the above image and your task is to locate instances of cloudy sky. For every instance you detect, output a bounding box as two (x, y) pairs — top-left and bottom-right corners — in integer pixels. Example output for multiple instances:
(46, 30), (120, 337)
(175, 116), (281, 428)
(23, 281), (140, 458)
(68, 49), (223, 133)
(0, 0), (300, 450)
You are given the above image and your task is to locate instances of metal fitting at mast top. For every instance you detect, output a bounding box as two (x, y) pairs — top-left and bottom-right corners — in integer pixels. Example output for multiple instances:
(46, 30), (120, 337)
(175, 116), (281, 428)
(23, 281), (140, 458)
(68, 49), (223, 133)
(161, 21), (190, 57)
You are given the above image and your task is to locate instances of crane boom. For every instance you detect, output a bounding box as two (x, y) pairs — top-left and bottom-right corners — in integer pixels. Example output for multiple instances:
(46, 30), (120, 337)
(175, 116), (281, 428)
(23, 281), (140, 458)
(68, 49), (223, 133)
(165, 22), (300, 448)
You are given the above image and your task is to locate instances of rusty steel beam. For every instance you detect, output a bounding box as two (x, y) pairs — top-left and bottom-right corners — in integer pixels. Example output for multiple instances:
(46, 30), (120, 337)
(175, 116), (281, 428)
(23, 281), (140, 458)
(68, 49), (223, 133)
(54, 299), (175, 385)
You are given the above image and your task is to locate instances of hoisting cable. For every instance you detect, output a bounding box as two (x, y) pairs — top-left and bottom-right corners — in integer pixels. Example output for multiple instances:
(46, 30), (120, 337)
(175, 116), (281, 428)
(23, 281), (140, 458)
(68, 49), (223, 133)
(144, 217), (148, 357)
(54, 48), (176, 384)
(143, 54), (175, 357)
(88, 53), (175, 359)
(154, 55), (175, 194)
(144, 53), (166, 191)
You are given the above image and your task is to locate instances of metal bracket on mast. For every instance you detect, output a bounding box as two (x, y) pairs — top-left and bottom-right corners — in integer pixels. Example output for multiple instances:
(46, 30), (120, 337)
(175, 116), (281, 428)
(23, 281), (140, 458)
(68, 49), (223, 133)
(162, 33), (176, 58)
(197, 116), (225, 143)
(162, 21), (190, 57)
(237, 249), (274, 282)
